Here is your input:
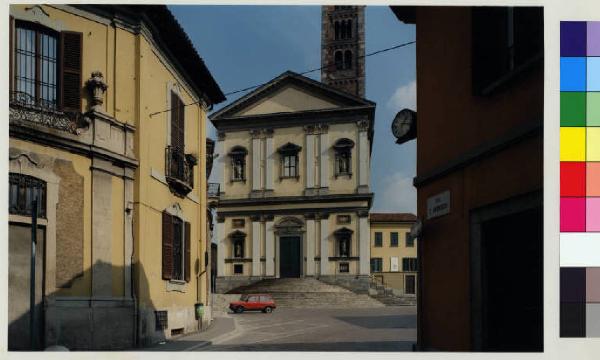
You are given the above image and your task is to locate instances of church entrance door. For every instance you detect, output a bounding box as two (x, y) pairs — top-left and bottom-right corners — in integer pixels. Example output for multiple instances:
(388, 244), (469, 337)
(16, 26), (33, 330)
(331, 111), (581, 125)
(279, 236), (301, 278)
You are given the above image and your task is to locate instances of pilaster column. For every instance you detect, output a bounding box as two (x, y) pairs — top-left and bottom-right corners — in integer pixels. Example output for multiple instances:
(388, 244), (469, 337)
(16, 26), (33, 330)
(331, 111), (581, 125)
(251, 130), (262, 191)
(265, 129), (274, 191)
(358, 211), (370, 275)
(305, 214), (316, 276)
(91, 160), (113, 297)
(319, 125), (329, 190)
(216, 217), (225, 277)
(265, 216), (275, 276)
(252, 216), (261, 276)
(305, 126), (315, 190)
(123, 171), (134, 298)
(217, 132), (225, 186)
(320, 214), (330, 275)
(357, 120), (370, 193)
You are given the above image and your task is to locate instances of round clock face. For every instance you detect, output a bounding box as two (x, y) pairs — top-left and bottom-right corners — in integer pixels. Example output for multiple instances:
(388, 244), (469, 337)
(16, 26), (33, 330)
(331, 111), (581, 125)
(391, 109), (414, 139)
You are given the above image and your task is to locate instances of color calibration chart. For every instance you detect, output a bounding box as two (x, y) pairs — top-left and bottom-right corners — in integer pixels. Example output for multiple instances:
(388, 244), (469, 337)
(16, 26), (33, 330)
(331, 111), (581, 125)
(560, 21), (600, 338)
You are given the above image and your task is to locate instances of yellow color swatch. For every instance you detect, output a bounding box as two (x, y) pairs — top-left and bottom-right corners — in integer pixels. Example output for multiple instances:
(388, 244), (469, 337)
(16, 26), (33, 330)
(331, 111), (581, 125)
(588, 127), (600, 161)
(560, 127), (586, 161)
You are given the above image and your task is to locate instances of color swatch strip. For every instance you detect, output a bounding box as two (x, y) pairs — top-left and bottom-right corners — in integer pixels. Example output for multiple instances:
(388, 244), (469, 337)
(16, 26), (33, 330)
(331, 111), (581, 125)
(560, 21), (600, 338)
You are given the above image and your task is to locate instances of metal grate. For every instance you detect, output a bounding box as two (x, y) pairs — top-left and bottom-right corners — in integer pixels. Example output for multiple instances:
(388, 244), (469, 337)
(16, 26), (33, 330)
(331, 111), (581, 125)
(155, 310), (168, 330)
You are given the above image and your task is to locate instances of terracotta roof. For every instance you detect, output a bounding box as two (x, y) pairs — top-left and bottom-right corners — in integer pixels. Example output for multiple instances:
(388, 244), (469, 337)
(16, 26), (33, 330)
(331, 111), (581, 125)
(369, 213), (417, 223)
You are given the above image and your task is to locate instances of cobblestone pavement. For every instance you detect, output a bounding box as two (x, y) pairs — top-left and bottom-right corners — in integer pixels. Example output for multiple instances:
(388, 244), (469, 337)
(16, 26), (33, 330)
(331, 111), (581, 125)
(194, 306), (417, 351)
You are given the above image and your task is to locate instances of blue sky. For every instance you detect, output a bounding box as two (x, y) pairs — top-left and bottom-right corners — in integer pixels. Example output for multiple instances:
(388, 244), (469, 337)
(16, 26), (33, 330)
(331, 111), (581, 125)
(170, 5), (417, 213)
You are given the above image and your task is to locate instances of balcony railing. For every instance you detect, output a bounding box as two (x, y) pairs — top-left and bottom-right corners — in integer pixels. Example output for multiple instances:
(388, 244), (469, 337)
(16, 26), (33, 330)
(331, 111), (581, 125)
(165, 146), (195, 196)
(208, 182), (220, 198)
(9, 91), (81, 134)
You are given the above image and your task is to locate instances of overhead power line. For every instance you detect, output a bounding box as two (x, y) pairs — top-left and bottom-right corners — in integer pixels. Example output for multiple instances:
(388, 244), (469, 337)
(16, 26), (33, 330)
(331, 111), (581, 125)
(148, 40), (416, 118)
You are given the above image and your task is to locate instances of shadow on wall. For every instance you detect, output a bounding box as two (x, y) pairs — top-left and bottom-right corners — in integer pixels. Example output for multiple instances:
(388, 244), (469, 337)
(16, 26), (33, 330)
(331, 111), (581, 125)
(8, 260), (166, 351)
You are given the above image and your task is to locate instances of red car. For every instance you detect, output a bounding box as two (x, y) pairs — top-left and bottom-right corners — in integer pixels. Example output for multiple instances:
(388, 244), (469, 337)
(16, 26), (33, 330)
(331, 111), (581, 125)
(229, 294), (276, 313)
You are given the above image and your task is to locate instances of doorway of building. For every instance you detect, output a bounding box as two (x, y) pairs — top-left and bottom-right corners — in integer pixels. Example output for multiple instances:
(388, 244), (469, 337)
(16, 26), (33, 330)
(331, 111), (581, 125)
(279, 236), (301, 278)
(480, 206), (543, 351)
(8, 223), (46, 350)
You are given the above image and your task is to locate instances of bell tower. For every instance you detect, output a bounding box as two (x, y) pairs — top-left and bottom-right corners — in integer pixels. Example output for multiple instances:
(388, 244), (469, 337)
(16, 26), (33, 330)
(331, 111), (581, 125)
(321, 5), (365, 98)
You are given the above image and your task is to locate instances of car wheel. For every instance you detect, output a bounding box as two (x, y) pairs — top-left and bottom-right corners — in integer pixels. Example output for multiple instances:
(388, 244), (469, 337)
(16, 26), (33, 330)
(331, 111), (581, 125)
(263, 306), (273, 313)
(235, 307), (244, 313)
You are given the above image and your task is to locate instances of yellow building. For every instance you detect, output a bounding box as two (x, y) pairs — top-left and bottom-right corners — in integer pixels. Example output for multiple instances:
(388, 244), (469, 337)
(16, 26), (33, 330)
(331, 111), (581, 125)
(369, 213), (418, 297)
(8, 4), (224, 350)
(210, 71), (375, 293)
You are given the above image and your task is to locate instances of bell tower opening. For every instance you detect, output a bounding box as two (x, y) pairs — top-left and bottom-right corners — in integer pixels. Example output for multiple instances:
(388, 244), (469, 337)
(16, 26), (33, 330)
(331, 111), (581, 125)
(321, 5), (366, 98)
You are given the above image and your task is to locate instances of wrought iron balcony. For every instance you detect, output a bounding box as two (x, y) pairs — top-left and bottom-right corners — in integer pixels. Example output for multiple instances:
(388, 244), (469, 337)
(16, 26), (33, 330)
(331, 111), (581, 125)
(165, 146), (195, 197)
(208, 182), (220, 198)
(9, 91), (82, 134)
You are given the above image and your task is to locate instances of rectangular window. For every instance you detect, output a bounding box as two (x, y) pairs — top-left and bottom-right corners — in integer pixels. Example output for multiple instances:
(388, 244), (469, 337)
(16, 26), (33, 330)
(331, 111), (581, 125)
(9, 173), (46, 218)
(234, 264), (243, 274)
(155, 311), (168, 330)
(405, 274), (416, 295)
(162, 212), (190, 282)
(374, 232), (382, 247)
(282, 154), (298, 178)
(11, 22), (82, 112)
(14, 23), (58, 108)
(370, 258), (383, 273)
(471, 7), (543, 95)
(402, 257), (418, 272)
(339, 262), (349, 273)
(406, 233), (415, 247)
(390, 232), (399, 247)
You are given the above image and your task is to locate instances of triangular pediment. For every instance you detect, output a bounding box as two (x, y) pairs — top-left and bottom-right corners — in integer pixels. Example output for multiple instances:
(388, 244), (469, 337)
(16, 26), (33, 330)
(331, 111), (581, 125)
(210, 71), (375, 121)
(234, 84), (340, 116)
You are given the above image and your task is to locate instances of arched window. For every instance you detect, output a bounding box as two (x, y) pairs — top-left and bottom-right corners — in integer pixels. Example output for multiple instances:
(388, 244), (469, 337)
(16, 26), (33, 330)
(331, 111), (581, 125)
(228, 146), (248, 182)
(333, 138), (355, 177)
(344, 50), (353, 70)
(9, 173), (46, 217)
(340, 20), (347, 39)
(230, 230), (247, 258)
(335, 51), (344, 71)
(346, 19), (352, 39)
(334, 21), (340, 40)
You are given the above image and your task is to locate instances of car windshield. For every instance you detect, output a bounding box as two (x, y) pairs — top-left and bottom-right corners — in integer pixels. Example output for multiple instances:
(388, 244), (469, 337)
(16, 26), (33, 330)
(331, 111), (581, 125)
(240, 295), (248, 301)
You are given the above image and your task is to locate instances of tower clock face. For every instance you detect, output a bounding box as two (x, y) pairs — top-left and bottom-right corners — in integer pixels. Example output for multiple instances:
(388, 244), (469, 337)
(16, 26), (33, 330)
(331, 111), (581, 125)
(391, 109), (415, 139)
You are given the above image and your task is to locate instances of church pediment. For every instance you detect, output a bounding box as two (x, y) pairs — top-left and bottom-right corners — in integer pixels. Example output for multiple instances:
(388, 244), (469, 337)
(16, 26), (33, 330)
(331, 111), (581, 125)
(209, 71), (374, 121)
(234, 84), (341, 116)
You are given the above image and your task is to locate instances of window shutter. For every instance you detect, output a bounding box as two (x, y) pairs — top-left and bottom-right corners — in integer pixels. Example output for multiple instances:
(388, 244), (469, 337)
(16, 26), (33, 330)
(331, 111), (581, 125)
(60, 31), (82, 112)
(170, 93), (185, 150)
(162, 211), (174, 280)
(184, 221), (191, 282)
(9, 16), (14, 92)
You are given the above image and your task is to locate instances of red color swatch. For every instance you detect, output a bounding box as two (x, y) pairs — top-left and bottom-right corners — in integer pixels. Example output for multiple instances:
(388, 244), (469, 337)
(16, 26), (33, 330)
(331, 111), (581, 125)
(561, 162), (587, 197)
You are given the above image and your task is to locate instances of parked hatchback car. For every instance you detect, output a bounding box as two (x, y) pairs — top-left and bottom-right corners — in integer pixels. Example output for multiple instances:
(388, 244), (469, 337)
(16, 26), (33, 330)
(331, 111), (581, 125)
(229, 294), (276, 313)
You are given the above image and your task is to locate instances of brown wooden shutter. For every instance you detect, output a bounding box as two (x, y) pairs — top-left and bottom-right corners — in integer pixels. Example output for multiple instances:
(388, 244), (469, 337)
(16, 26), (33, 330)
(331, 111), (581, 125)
(9, 16), (14, 93)
(60, 31), (82, 112)
(184, 221), (191, 282)
(162, 211), (174, 280)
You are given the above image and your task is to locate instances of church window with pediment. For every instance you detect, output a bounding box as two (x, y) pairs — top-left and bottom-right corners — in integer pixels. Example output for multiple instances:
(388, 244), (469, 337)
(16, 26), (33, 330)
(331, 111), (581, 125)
(334, 138), (354, 178)
(229, 146), (247, 182)
(278, 142), (301, 179)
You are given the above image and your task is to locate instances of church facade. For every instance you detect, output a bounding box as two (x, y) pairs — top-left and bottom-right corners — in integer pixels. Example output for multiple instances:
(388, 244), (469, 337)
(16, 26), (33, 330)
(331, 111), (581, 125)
(211, 71), (375, 293)
(212, 6), (373, 293)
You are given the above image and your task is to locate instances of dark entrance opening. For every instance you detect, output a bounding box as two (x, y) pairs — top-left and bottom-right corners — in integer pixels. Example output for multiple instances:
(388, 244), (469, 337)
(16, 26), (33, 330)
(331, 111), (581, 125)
(480, 206), (543, 351)
(279, 236), (301, 278)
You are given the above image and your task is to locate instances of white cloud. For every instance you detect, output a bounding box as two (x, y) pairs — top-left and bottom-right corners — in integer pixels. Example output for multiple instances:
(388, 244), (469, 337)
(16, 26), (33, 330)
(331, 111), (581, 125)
(375, 171), (417, 214)
(386, 80), (417, 111)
